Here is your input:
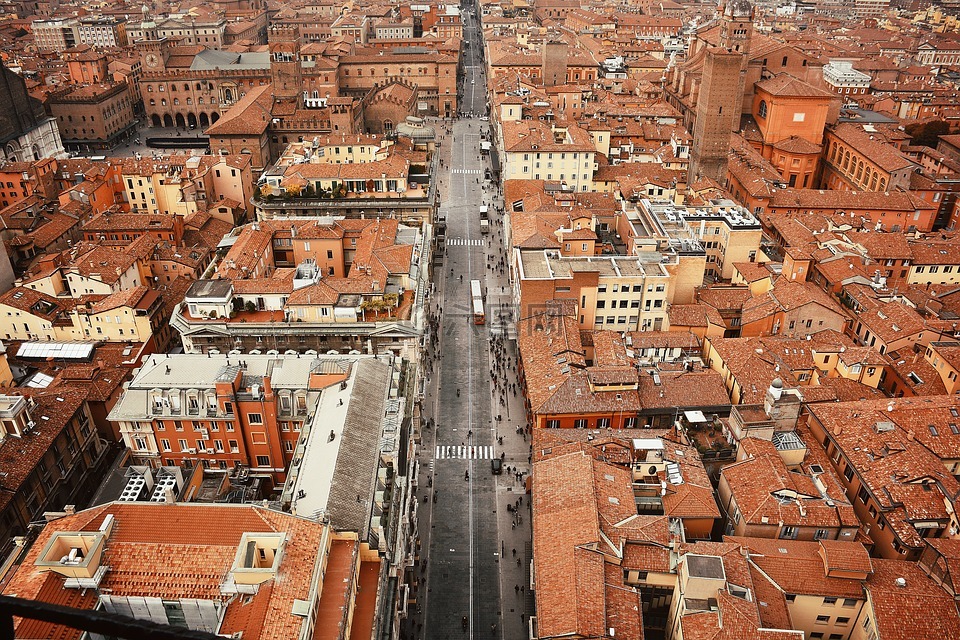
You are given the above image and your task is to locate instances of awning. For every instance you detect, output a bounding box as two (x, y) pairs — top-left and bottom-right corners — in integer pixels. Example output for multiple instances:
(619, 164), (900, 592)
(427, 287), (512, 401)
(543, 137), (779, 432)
(683, 410), (708, 423)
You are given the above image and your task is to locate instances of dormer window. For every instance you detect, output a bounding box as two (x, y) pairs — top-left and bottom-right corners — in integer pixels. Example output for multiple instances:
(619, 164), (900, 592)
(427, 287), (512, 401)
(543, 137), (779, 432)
(223, 532), (286, 591)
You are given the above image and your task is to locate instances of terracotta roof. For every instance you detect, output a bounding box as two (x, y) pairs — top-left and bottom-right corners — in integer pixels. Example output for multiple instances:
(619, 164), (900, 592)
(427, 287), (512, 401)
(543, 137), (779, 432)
(533, 452), (625, 638)
(502, 119), (595, 153)
(733, 262), (772, 284)
(637, 369), (730, 411)
(769, 188), (932, 213)
(697, 286), (753, 312)
(756, 73), (835, 99)
(2, 503), (331, 640)
(742, 278), (846, 325)
(772, 135), (822, 155)
(829, 123), (916, 173)
(867, 559), (960, 640)
(722, 437), (857, 530)
(668, 303), (725, 328)
(205, 84), (273, 137)
(807, 396), (960, 550)
(0, 389), (86, 518)
(855, 300), (925, 344)
(727, 536), (869, 599)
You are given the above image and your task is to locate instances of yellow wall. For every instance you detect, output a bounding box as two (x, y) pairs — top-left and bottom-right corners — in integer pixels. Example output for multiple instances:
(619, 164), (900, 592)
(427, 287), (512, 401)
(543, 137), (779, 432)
(787, 594), (865, 640)
(907, 263), (960, 286)
(0, 304), (58, 341)
(924, 345), (960, 393)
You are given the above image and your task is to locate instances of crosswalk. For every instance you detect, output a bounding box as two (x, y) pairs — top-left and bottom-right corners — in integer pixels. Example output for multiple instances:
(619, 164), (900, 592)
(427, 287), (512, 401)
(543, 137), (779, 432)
(436, 445), (496, 460)
(447, 237), (484, 246)
(451, 169), (483, 175)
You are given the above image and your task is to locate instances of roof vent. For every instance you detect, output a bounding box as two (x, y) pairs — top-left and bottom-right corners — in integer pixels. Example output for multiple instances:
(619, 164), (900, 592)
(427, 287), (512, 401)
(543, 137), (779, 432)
(895, 577), (907, 588)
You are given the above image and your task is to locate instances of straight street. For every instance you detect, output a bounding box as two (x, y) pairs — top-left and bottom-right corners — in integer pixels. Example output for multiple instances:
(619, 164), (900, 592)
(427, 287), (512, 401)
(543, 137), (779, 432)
(407, 4), (534, 640)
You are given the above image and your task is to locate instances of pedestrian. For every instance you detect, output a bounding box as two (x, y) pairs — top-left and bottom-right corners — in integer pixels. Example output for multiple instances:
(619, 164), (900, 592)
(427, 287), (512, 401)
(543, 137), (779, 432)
(512, 548), (516, 557)
(517, 558), (521, 567)
(520, 585), (525, 594)
(515, 584), (519, 593)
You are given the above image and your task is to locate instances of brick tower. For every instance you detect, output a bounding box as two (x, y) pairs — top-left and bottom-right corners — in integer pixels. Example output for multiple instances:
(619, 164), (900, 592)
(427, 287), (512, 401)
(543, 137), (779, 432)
(689, 0), (753, 183)
(269, 25), (302, 104)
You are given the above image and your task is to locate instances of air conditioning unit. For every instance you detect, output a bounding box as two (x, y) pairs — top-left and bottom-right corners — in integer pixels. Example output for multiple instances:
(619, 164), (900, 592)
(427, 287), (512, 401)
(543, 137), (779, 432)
(185, 448), (196, 454)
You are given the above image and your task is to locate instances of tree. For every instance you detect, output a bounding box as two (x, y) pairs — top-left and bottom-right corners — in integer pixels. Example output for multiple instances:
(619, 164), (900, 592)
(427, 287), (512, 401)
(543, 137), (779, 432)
(906, 119), (950, 148)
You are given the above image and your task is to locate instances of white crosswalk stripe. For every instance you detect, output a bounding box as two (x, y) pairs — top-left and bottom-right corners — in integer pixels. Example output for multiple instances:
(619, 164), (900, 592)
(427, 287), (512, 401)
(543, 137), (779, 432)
(435, 445), (495, 460)
(451, 169), (483, 175)
(446, 237), (484, 246)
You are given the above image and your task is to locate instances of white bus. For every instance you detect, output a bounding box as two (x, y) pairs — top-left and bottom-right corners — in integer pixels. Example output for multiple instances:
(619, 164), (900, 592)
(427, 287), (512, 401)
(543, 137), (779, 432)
(470, 279), (485, 325)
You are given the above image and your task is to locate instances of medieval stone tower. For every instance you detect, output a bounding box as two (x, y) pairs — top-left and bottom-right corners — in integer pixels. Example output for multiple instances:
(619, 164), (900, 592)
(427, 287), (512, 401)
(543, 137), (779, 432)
(542, 40), (568, 87)
(689, 0), (753, 183)
(269, 25), (302, 104)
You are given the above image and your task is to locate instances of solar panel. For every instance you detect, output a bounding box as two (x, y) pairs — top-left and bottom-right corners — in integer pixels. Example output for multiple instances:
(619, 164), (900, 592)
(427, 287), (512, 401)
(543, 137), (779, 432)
(24, 372), (53, 388)
(17, 342), (95, 360)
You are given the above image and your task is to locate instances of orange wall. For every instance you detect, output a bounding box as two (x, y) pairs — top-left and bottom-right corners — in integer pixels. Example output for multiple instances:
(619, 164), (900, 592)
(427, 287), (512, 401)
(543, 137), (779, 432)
(753, 90), (831, 146)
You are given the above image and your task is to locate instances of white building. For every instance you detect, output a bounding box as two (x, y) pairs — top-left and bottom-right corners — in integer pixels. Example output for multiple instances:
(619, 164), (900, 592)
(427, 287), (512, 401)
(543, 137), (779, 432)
(823, 60), (871, 96)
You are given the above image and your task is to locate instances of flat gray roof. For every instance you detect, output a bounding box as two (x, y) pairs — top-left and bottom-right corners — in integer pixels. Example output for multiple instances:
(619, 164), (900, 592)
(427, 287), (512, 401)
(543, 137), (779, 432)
(191, 50), (271, 71)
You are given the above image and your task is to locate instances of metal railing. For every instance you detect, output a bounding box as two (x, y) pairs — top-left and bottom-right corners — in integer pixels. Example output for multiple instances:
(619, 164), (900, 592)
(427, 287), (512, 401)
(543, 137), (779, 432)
(0, 595), (223, 640)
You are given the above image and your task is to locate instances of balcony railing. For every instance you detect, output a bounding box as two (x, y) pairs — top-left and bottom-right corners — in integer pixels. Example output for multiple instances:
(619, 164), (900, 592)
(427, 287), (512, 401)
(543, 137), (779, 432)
(0, 595), (222, 640)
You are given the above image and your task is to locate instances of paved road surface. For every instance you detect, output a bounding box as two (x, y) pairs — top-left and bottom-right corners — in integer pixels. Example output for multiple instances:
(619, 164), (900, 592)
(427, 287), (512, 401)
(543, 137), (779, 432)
(408, 4), (535, 640)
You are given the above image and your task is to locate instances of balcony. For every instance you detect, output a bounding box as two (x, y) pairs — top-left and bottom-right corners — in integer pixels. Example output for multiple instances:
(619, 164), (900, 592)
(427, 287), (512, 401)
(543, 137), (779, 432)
(0, 595), (223, 640)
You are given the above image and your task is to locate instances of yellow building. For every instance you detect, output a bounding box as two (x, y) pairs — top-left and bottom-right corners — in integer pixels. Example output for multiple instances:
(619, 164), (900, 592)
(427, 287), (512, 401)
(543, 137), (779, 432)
(501, 120), (597, 192)
(68, 287), (164, 343)
(119, 155), (253, 217)
(924, 341), (960, 393)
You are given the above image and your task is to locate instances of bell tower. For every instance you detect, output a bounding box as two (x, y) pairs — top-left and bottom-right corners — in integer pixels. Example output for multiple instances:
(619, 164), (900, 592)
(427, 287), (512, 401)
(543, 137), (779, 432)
(718, 0), (754, 56)
(269, 25), (302, 104)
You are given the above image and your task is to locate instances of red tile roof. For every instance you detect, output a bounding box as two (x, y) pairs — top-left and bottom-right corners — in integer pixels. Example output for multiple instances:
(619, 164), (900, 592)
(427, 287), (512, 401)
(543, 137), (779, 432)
(3, 503), (332, 640)
(867, 559), (960, 640)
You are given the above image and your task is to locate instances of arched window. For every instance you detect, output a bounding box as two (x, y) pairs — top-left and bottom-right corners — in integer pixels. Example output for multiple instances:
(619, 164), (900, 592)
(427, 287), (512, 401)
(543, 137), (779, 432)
(878, 178), (886, 191)
(855, 160), (863, 181)
(843, 151), (850, 170)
